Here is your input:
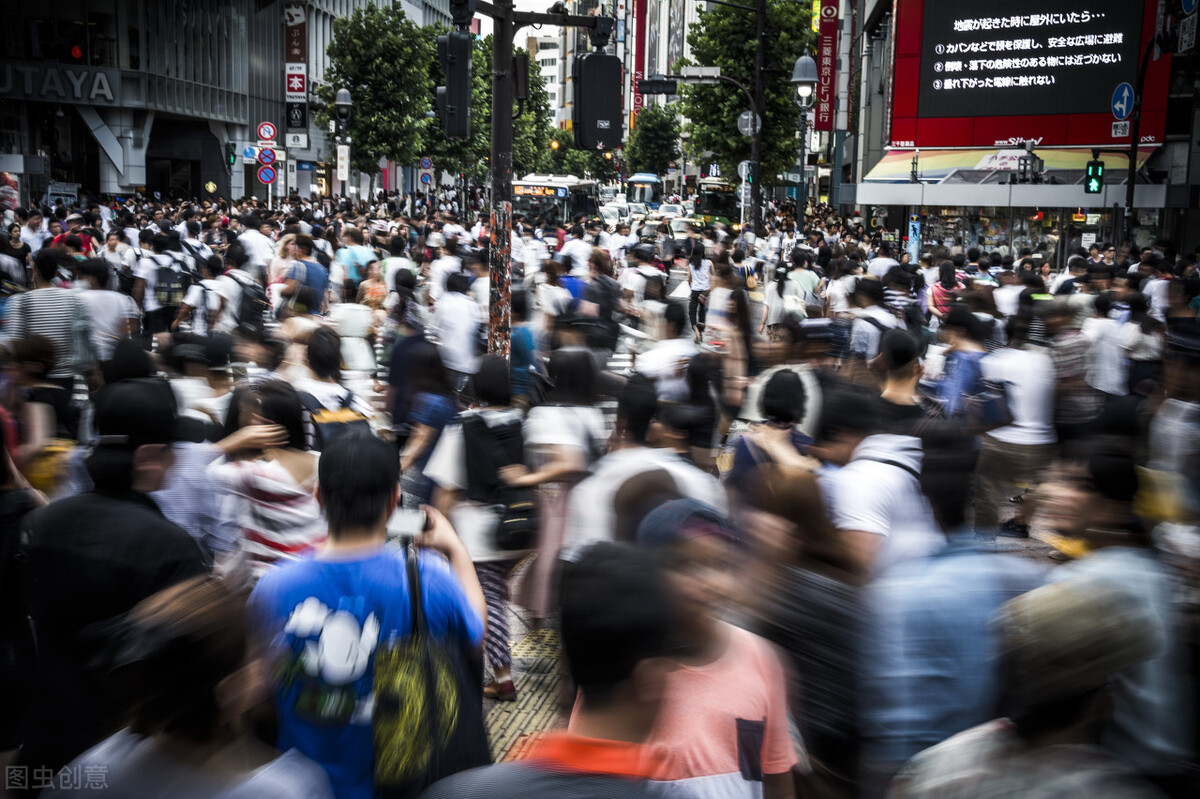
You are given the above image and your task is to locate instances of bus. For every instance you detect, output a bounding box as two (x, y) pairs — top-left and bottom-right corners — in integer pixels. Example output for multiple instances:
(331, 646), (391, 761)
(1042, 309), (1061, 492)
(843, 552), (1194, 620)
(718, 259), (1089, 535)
(624, 173), (664, 210)
(695, 178), (738, 228)
(511, 174), (601, 226)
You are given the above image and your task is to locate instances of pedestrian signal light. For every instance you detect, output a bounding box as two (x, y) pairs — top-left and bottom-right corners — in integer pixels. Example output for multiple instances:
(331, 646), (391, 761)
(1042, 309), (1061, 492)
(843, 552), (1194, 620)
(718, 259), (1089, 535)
(1085, 160), (1104, 194)
(225, 143), (237, 166)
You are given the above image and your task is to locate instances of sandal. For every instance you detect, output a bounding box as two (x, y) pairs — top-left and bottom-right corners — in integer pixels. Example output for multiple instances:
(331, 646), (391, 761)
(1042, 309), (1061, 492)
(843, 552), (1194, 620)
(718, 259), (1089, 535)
(483, 679), (517, 701)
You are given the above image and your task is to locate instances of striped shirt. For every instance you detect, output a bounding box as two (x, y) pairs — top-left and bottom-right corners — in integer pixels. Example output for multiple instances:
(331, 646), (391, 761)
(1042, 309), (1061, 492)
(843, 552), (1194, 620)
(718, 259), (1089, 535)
(207, 455), (326, 581)
(1, 288), (89, 378)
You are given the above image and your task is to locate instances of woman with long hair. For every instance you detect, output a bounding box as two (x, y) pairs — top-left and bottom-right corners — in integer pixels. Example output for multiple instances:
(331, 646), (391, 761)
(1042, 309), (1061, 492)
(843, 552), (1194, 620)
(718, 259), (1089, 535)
(687, 242), (711, 342)
(399, 340), (460, 508)
(928, 262), (963, 322)
(207, 380), (324, 582)
(761, 262), (804, 340)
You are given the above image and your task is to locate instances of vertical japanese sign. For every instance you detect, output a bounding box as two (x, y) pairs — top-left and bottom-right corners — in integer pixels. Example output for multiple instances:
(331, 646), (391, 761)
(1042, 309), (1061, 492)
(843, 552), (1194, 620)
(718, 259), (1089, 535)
(284, 4), (308, 132)
(815, 0), (838, 131)
(632, 0), (646, 125)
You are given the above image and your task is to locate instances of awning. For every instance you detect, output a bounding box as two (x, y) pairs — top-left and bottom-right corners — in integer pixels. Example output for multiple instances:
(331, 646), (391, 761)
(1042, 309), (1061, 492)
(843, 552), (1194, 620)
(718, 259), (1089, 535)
(863, 148), (1156, 184)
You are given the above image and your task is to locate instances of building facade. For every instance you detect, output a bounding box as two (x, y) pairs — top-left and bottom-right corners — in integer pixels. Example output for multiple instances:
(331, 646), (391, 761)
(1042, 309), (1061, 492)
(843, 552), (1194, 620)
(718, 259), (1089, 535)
(0, 0), (453, 206)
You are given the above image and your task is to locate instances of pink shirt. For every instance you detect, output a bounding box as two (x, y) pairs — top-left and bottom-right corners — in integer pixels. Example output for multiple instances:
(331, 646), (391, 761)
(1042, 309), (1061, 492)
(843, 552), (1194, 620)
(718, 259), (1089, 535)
(643, 623), (801, 798)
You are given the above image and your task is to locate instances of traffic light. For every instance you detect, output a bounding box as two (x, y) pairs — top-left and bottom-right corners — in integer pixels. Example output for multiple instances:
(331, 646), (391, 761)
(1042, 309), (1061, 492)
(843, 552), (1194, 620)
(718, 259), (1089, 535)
(225, 143), (237, 166)
(1085, 159), (1104, 194)
(436, 31), (472, 140)
(551, 139), (560, 150)
(638, 74), (678, 95)
(449, 0), (475, 29)
(573, 53), (623, 151)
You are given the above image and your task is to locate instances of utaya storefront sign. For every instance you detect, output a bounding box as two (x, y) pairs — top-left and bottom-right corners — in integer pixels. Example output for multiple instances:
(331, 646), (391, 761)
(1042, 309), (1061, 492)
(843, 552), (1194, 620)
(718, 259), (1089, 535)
(0, 63), (121, 104)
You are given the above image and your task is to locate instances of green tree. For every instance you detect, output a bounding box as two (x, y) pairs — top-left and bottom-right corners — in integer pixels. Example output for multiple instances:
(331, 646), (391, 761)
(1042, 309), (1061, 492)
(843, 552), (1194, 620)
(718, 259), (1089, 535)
(677, 0), (813, 186)
(624, 102), (680, 176)
(316, 5), (433, 174)
(546, 130), (618, 183)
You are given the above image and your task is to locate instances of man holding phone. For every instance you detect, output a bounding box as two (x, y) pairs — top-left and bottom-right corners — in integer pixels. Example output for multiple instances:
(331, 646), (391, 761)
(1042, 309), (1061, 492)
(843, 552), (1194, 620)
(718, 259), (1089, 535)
(249, 434), (485, 799)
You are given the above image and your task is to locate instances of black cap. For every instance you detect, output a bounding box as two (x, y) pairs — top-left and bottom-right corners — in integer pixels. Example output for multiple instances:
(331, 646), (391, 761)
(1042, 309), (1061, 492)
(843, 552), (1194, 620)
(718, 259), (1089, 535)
(93, 378), (187, 448)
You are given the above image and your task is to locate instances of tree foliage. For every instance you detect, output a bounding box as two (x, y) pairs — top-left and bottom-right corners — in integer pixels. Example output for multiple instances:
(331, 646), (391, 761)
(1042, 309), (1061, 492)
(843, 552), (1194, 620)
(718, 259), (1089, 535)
(625, 102), (680, 176)
(316, 4), (433, 173)
(677, 0), (813, 186)
(546, 130), (619, 183)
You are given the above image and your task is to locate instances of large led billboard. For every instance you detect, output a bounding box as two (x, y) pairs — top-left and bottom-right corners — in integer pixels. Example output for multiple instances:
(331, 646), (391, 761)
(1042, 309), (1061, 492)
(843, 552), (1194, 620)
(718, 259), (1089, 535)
(889, 0), (1171, 148)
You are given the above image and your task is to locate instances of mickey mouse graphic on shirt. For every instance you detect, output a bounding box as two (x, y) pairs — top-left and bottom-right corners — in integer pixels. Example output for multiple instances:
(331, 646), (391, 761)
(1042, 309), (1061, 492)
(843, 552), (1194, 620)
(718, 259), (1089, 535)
(279, 596), (381, 724)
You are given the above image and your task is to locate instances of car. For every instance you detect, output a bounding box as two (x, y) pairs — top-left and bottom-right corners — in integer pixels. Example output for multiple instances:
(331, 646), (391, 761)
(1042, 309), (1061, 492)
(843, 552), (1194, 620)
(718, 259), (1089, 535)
(681, 200), (695, 216)
(602, 203), (631, 226)
(627, 202), (649, 223)
(658, 203), (683, 220)
(599, 206), (621, 228)
(670, 217), (701, 244)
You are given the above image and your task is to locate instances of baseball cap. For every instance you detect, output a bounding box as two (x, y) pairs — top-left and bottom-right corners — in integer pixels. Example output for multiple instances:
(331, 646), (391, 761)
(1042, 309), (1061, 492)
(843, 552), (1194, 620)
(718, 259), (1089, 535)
(997, 575), (1162, 708)
(636, 498), (739, 550)
(93, 378), (188, 448)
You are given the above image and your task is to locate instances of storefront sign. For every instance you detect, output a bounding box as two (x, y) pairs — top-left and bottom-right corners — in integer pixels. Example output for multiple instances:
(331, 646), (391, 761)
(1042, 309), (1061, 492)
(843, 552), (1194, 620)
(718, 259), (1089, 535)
(632, 0), (647, 123)
(815, 0), (838, 132)
(284, 4), (308, 131)
(0, 63), (119, 104)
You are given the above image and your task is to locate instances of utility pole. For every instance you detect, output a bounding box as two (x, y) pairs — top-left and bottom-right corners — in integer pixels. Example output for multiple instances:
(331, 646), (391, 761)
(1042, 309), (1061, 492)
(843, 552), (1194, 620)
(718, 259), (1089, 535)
(474, 1), (609, 356)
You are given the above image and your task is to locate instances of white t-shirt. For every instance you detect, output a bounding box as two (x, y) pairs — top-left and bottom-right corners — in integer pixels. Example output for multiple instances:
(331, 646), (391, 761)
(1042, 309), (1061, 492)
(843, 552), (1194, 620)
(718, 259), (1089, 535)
(636, 337), (699, 401)
(79, 290), (139, 361)
(980, 347), (1057, 446)
(212, 272), (247, 334)
(428, 255), (461, 304)
(849, 305), (901, 360)
(867, 256), (900, 278)
(820, 434), (942, 577)
(181, 278), (222, 335)
(688, 259), (712, 292)
(431, 290), (483, 374)
(562, 446), (727, 561)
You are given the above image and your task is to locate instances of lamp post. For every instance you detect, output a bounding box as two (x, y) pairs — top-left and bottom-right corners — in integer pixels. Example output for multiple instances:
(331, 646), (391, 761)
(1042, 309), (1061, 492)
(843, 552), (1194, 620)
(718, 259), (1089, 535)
(790, 55), (817, 222)
(334, 88), (352, 205)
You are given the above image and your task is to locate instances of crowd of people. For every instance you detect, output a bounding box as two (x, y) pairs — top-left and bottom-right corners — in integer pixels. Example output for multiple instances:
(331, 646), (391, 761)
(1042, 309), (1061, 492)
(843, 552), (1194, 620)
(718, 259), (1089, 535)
(0, 190), (1196, 799)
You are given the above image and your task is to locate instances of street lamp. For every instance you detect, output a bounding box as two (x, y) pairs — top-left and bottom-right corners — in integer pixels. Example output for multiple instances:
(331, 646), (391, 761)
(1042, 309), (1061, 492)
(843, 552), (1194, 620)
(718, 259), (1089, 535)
(334, 88), (352, 203)
(790, 55), (817, 221)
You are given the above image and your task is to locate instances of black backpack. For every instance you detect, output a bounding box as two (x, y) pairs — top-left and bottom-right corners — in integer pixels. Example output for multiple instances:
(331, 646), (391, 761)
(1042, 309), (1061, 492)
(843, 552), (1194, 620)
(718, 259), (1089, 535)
(298, 390), (373, 451)
(230, 272), (269, 338)
(461, 413), (537, 551)
(153, 257), (191, 309)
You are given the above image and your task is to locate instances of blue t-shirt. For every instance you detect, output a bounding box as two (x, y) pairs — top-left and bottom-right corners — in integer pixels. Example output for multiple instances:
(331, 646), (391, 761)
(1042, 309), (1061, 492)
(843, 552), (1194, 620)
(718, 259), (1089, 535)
(249, 547), (483, 799)
(509, 325), (535, 397)
(337, 245), (375, 284)
(290, 259), (330, 314)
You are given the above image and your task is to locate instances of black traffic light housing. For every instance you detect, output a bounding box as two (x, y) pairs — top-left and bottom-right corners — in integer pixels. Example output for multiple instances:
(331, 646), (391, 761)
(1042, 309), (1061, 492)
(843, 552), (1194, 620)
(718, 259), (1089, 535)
(449, 0), (475, 29)
(225, 143), (237, 166)
(573, 53), (623, 151)
(638, 74), (678, 95)
(437, 31), (472, 140)
(1085, 160), (1104, 194)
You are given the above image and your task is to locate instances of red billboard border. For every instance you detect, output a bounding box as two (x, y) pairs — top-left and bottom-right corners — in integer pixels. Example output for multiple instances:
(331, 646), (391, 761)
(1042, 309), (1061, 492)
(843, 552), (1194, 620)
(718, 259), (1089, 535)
(888, 0), (1171, 148)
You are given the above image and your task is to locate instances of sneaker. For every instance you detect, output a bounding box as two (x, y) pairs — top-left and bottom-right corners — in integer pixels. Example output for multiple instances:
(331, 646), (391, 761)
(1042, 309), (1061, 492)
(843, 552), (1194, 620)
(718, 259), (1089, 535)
(483, 679), (517, 702)
(998, 518), (1030, 538)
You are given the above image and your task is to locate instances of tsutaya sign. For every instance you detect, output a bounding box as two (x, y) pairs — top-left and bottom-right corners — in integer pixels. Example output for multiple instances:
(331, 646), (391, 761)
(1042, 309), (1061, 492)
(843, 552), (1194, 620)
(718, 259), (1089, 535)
(0, 63), (120, 104)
